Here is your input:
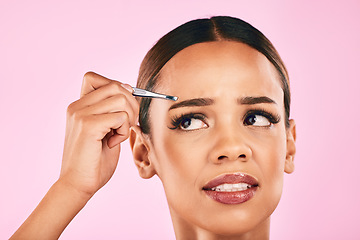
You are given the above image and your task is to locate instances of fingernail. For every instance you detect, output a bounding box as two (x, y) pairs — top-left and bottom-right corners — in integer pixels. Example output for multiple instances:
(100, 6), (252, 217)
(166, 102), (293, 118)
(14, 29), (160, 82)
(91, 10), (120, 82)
(121, 83), (134, 93)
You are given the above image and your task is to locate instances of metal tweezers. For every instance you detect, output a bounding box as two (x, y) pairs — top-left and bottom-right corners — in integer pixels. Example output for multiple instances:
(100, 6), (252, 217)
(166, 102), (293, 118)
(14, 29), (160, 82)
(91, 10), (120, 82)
(132, 87), (178, 101)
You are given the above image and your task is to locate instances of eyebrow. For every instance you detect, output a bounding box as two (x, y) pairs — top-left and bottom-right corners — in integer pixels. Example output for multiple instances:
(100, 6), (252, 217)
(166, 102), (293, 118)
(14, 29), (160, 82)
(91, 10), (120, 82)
(168, 96), (276, 111)
(238, 96), (277, 105)
(168, 98), (214, 110)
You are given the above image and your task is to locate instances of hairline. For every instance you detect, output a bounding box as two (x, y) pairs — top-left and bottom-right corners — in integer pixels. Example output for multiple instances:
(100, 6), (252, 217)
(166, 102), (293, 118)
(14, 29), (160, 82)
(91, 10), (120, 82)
(143, 40), (289, 139)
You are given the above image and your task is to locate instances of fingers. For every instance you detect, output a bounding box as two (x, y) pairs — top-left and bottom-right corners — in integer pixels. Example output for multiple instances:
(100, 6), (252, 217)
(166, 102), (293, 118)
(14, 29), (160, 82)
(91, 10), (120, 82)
(76, 83), (138, 122)
(71, 72), (139, 126)
(89, 95), (137, 125)
(73, 111), (131, 143)
(107, 119), (130, 148)
(80, 72), (112, 97)
(80, 73), (136, 106)
(69, 92), (138, 127)
(66, 72), (140, 149)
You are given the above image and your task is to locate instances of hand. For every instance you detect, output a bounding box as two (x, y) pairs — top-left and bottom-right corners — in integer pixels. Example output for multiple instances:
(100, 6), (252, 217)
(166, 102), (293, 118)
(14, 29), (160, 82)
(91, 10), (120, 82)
(10, 72), (139, 239)
(59, 72), (139, 197)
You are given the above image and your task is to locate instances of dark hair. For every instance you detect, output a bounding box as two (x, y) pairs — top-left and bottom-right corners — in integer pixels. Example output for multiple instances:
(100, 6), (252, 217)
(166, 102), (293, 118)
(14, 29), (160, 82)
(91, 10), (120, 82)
(137, 16), (290, 134)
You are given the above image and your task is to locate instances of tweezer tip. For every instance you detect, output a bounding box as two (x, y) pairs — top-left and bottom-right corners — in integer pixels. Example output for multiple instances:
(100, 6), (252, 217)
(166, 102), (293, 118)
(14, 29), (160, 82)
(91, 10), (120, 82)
(166, 96), (178, 101)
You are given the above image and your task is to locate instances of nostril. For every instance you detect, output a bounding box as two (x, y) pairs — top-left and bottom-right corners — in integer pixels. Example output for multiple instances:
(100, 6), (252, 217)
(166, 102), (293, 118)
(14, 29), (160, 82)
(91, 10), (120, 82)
(216, 154), (247, 162)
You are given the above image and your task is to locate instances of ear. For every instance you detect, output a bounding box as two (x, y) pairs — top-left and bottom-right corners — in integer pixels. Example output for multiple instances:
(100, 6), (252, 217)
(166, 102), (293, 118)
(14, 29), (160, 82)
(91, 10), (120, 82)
(129, 126), (156, 179)
(284, 119), (296, 174)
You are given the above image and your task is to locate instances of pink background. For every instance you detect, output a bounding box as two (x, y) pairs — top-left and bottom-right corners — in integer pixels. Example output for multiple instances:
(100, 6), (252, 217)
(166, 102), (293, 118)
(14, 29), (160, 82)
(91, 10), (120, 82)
(1, 0), (359, 239)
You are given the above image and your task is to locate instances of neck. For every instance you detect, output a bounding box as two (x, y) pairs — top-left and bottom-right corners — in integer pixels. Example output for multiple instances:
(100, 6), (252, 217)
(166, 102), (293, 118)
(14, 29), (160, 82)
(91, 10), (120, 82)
(169, 208), (270, 240)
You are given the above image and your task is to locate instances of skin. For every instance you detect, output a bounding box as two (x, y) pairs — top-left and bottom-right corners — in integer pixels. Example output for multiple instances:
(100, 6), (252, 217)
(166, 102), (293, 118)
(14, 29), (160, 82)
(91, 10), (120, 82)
(130, 41), (296, 240)
(11, 42), (296, 240)
(10, 73), (139, 239)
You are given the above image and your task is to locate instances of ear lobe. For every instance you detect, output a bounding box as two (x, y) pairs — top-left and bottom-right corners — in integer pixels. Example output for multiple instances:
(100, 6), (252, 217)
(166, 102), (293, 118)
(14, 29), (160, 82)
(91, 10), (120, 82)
(129, 126), (156, 179)
(285, 119), (296, 174)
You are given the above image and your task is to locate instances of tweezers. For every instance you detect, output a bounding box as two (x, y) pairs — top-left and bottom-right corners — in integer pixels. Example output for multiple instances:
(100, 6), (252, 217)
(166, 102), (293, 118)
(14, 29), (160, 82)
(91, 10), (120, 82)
(132, 87), (178, 101)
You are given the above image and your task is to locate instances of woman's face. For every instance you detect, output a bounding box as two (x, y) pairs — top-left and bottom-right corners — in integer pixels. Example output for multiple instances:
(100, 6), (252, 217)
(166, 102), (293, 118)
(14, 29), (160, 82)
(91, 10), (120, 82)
(144, 41), (294, 235)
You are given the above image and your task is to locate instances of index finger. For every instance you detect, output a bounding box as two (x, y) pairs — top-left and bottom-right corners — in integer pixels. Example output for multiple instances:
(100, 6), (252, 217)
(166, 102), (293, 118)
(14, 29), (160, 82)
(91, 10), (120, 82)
(80, 72), (113, 97)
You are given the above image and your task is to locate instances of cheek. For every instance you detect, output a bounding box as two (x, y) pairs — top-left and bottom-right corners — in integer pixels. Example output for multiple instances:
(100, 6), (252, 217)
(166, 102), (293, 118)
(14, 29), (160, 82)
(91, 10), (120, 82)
(253, 130), (287, 202)
(160, 133), (206, 182)
(252, 126), (287, 173)
(259, 141), (286, 179)
(152, 133), (209, 215)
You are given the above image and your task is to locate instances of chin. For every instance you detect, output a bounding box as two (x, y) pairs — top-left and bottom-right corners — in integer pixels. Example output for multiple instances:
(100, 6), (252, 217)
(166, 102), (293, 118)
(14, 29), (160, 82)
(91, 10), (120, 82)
(198, 208), (271, 236)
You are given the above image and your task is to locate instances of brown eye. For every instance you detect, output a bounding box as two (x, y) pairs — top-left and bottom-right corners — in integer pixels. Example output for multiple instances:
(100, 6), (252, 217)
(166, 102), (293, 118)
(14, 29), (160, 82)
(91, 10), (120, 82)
(170, 113), (209, 131)
(180, 118), (207, 130)
(180, 118), (192, 129)
(244, 114), (270, 127)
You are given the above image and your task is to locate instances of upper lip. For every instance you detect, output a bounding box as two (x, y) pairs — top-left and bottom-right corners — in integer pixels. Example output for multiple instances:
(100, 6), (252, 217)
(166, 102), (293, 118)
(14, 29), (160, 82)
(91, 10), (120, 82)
(202, 172), (259, 190)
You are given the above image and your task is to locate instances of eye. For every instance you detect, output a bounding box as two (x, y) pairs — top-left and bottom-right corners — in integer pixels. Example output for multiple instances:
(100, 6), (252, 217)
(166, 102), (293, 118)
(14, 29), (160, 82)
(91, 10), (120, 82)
(244, 114), (271, 126)
(179, 117), (207, 130)
(243, 109), (280, 127)
(169, 113), (208, 131)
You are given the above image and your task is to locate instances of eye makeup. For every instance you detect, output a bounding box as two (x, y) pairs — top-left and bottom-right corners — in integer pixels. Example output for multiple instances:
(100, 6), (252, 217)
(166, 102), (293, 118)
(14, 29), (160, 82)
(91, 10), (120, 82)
(168, 108), (280, 131)
(169, 112), (207, 130)
(243, 108), (281, 127)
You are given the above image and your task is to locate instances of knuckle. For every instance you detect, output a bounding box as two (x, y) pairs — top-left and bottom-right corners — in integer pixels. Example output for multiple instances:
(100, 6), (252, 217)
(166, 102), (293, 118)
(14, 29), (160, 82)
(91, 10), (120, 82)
(67, 106), (85, 123)
(121, 110), (130, 119)
(114, 94), (127, 105)
(108, 81), (122, 92)
(66, 102), (77, 116)
(71, 110), (83, 123)
(118, 111), (130, 123)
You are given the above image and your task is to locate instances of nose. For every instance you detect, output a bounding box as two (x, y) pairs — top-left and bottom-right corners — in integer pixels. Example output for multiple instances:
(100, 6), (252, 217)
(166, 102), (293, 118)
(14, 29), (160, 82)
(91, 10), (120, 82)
(208, 127), (252, 164)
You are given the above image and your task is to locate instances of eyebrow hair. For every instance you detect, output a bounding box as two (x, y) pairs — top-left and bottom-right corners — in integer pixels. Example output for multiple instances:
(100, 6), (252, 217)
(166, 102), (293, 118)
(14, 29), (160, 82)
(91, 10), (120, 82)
(238, 96), (277, 105)
(168, 98), (214, 110)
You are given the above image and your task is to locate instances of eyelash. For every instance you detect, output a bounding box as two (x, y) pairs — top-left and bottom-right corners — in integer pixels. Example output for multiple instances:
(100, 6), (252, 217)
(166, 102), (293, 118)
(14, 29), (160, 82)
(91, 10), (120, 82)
(169, 113), (206, 130)
(243, 109), (280, 126)
(169, 109), (280, 130)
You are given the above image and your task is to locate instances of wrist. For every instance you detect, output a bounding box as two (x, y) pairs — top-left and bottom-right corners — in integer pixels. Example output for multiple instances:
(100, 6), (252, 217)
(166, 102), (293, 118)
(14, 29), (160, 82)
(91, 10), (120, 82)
(55, 177), (94, 203)
(10, 177), (94, 240)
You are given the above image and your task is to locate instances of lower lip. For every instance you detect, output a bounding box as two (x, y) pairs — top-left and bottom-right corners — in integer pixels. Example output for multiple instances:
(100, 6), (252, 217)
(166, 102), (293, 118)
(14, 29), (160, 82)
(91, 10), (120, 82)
(203, 187), (258, 204)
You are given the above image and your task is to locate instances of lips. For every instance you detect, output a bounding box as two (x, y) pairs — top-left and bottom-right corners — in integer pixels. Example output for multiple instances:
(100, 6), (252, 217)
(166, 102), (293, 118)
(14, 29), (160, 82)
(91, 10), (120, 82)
(202, 172), (259, 204)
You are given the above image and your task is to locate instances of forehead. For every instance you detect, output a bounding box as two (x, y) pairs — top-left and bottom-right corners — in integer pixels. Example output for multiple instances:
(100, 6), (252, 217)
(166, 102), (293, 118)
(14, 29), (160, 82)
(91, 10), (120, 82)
(156, 41), (283, 105)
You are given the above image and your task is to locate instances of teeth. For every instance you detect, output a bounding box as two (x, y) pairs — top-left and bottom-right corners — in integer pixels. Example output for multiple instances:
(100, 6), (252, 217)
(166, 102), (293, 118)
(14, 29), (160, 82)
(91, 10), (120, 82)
(211, 183), (252, 192)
